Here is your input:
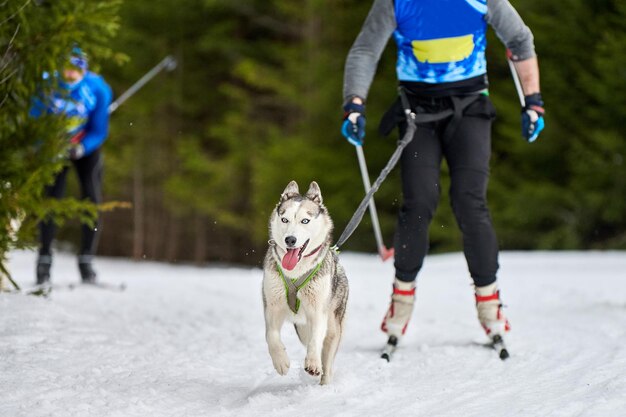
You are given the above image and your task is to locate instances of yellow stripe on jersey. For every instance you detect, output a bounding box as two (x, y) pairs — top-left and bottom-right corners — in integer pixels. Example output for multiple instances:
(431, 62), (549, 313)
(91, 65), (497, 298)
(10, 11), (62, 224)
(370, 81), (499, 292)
(411, 34), (475, 63)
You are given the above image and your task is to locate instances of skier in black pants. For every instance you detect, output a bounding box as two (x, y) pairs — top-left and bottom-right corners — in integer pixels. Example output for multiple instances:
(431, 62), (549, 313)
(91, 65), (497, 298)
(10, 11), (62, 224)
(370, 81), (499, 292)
(341, 0), (545, 347)
(31, 46), (112, 285)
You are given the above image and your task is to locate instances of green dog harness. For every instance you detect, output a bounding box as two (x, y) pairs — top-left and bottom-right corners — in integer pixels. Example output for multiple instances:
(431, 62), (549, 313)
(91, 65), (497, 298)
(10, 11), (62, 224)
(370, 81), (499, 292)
(276, 262), (323, 314)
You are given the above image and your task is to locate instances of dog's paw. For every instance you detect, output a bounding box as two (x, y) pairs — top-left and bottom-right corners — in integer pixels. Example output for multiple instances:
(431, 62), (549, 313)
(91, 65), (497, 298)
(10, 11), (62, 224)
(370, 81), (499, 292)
(271, 351), (290, 376)
(320, 373), (332, 385)
(304, 355), (323, 377)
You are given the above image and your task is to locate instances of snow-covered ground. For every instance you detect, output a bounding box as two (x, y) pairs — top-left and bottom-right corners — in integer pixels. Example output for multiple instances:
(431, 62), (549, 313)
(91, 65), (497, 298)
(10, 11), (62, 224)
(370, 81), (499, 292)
(2, 250), (625, 417)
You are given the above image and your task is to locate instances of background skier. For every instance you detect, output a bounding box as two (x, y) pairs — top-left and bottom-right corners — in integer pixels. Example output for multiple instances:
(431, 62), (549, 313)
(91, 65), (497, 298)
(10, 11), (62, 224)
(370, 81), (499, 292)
(30, 46), (113, 285)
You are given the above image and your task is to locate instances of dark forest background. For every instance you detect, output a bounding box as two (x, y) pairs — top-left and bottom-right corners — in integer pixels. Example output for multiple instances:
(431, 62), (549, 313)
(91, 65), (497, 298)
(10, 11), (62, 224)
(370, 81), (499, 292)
(2, 0), (625, 269)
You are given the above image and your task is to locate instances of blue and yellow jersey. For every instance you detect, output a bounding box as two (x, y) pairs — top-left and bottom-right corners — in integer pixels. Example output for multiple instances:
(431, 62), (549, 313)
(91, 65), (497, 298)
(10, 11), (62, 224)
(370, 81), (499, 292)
(393, 0), (488, 84)
(343, 0), (536, 100)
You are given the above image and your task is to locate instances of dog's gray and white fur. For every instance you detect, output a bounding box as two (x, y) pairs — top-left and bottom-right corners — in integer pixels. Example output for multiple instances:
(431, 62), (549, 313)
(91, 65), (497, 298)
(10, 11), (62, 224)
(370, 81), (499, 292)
(262, 180), (349, 385)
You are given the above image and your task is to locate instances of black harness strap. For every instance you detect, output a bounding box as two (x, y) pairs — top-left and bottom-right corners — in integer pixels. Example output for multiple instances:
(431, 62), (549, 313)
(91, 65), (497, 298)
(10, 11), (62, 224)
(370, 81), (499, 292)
(442, 94), (482, 143)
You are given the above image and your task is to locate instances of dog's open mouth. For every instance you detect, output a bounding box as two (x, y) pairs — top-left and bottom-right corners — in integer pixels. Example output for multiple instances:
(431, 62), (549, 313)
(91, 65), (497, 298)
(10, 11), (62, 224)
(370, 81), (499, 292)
(281, 239), (310, 271)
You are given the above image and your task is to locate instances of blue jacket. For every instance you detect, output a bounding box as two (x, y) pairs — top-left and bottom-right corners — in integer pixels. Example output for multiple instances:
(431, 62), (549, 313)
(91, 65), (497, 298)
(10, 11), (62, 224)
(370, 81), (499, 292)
(31, 71), (113, 156)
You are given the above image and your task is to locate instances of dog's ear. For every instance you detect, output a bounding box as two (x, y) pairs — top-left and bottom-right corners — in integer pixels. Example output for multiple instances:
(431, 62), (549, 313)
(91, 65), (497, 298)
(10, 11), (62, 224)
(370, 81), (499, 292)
(281, 180), (300, 202)
(305, 181), (322, 204)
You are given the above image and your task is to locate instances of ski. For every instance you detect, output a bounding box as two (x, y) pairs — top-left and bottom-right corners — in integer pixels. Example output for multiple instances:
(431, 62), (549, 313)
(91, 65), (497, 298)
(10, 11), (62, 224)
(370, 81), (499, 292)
(489, 334), (510, 360)
(27, 285), (53, 297)
(381, 336), (398, 362)
(7, 284), (53, 297)
(4, 281), (126, 295)
(379, 335), (509, 361)
(21, 284), (52, 297)
(67, 282), (127, 292)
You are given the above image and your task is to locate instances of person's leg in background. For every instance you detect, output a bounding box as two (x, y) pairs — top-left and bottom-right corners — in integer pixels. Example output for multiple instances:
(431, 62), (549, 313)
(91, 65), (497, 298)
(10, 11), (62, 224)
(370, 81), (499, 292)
(37, 166), (70, 284)
(72, 149), (103, 283)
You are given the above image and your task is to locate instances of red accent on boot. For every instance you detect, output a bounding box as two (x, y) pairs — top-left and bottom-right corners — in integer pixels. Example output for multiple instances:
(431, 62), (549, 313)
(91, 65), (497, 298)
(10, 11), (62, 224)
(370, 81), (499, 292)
(393, 287), (416, 296)
(476, 290), (511, 335)
(380, 301), (411, 335)
(380, 302), (394, 333)
(500, 307), (511, 332)
(480, 313), (511, 335)
(381, 283), (414, 335)
(475, 291), (500, 302)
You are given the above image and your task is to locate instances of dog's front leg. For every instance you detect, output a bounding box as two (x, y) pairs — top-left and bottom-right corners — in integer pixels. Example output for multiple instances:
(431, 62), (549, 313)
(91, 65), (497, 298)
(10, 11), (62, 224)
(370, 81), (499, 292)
(265, 307), (290, 376)
(304, 309), (327, 377)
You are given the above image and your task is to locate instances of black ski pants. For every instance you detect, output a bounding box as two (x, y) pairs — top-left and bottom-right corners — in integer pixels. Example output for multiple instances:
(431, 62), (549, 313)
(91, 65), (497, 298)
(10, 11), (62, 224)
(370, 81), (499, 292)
(393, 94), (499, 287)
(39, 149), (103, 257)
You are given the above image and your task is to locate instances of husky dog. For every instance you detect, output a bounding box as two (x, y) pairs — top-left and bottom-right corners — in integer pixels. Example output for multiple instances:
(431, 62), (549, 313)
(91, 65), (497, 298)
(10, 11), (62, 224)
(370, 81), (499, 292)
(262, 180), (349, 385)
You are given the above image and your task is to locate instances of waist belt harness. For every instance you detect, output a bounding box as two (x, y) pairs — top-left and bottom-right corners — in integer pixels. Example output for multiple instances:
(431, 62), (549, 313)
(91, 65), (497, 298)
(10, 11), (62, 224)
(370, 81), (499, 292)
(379, 88), (481, 143)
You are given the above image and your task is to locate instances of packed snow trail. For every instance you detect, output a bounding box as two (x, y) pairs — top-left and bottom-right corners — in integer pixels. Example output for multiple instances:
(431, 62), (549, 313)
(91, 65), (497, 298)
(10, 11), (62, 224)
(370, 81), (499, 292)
(2, 250), (625, 417)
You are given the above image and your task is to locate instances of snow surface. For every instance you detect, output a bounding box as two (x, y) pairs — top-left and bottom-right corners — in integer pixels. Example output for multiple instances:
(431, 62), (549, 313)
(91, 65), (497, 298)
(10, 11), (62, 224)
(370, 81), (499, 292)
(2, 250), (626, 417)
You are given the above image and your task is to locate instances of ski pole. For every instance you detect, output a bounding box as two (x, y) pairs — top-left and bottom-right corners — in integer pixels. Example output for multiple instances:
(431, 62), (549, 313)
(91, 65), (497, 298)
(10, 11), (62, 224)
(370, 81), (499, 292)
(506, 49), (525, 107)
(108, 55), (177, 114)
(355, 146), (394, 261)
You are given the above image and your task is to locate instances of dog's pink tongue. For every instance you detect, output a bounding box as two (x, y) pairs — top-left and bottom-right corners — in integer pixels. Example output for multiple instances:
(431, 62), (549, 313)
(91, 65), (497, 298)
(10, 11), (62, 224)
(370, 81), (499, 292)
(282, 248), (300, 271)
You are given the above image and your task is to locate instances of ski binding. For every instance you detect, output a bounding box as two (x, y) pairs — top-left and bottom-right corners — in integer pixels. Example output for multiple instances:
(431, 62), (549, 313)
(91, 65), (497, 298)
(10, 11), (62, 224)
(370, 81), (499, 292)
(381, 336), (398, 362)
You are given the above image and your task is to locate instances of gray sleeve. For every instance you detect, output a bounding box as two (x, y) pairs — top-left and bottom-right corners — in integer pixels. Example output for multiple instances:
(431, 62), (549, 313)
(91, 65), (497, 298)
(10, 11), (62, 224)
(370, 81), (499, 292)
(343, 0), (397, 102)
(486, 0), (536, 61)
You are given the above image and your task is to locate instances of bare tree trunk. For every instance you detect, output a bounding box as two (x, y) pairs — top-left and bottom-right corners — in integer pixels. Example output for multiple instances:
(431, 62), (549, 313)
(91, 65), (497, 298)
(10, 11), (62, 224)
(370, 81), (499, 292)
(165, 213), (181, 262)
(132, 157), (144, 260)
(145, 192), (162, 260)
(303, 0), (321, 129)
(193, 213), (206, 265)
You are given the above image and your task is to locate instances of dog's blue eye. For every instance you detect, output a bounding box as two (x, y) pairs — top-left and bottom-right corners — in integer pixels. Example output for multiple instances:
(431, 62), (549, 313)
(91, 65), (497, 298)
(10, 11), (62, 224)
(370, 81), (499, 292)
(301, 219), (310, 224)
(281, 218), (288, 223)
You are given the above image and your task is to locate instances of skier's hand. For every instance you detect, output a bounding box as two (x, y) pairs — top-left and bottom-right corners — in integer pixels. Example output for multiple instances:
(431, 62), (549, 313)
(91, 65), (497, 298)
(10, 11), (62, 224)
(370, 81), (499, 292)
(521, 92), (545, 143)
(341, 100), (366, 146)
(68, 143), (85, 160)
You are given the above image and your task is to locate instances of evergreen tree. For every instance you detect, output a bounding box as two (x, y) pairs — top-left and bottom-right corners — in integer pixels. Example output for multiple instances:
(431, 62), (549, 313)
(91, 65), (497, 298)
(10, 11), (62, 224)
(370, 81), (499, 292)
(0, 0), (122, 289)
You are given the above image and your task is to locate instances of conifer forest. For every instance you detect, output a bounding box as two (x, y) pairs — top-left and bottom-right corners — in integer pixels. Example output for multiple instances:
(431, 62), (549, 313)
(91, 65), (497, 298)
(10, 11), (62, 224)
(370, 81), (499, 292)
(1, 0), (625, 268)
